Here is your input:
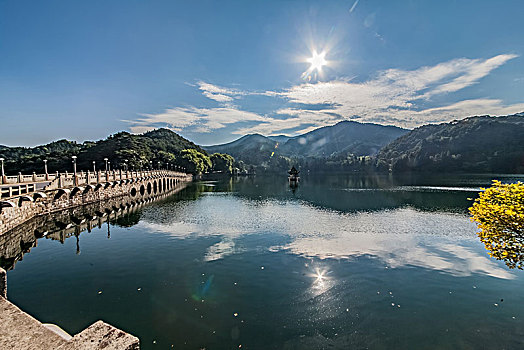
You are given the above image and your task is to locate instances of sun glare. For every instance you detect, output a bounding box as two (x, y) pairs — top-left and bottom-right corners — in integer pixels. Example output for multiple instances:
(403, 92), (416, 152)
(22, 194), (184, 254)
(307, 50), (327, 72)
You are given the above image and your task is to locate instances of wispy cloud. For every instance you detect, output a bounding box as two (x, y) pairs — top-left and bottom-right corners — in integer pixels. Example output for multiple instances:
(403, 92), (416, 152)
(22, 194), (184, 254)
(197, 81), (245, 104)
(128, 54), (523, 138)
(349, 0), (359, 13)
(129, 106), (267, 134)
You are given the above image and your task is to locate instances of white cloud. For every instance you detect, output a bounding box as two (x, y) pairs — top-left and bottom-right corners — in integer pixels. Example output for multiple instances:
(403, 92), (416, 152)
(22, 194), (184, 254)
(129, 106), (268, 134)
(197, 81), (245, 103)
(268, 54), (522, 129)
(349, 0), (359, 13)
(422, 54), (518, 97)
(128, 54), (523, 137)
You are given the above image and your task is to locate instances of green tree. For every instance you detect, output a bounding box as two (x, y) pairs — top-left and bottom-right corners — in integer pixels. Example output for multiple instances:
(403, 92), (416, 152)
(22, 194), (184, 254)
(210, 153), (235, 174)
(179, 149), (212, 174)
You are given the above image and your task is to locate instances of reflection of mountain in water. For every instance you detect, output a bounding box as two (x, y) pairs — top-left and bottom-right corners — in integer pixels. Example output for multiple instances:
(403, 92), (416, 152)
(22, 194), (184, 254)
(196, 173), (490, 214)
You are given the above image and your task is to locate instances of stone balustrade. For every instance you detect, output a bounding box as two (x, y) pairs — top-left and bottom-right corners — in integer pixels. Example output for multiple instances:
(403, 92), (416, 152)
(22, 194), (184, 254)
(0, 170), (192, 236)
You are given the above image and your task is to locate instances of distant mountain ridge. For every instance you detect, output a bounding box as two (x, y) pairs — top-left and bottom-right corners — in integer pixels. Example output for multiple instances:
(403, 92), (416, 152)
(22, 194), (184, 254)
(204, 120), (409, 163)
(375, 113), (524, 173)
(2, 113), (523, 175)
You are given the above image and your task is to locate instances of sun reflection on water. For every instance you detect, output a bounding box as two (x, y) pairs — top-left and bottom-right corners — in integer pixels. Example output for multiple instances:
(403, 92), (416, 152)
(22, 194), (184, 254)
(308, 267), (334, 295)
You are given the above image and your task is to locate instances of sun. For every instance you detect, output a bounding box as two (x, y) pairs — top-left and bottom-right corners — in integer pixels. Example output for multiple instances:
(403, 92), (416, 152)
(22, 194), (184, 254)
(307, 50), (327, 72)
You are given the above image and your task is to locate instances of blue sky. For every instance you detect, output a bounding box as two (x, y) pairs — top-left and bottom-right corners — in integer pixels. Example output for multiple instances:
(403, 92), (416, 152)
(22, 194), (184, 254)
(1, 0), (523, 147)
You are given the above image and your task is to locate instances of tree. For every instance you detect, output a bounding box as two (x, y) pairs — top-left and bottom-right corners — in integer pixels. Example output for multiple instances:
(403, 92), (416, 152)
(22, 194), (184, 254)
(179, 149), (212, 174)
(469, 180), (524, 269)
(210, 153), (235, 174)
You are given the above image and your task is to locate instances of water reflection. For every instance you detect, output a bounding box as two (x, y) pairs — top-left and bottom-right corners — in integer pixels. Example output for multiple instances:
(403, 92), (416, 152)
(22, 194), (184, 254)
(3, 174), (524, 350)
(0, 190), (183, 270)
(3, 174), (521, 279)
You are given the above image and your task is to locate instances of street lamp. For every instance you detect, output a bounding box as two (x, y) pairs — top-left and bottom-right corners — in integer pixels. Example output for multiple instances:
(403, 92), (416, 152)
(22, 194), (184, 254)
(157, 161), (160, 170)
(108, 161), (111, 171)
(43, 159), (48, 180)
(124, 159), (128, 171)
(104, 158), (108, 171)
(72, 156), (77, 185)
(72, 156), (77, 175)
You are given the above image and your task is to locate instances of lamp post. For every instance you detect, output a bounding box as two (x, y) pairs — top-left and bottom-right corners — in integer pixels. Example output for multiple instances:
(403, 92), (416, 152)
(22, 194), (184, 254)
(44, 159), (48, 180)
(149, 161), (153, 170)
(158, 161), (161, 170)
(72, 156), (77, 185)
(0, 158), (5, 184)
(93, 161), (96, 172)
(124, 159), (128, 171)
(104, 158), (108, 172)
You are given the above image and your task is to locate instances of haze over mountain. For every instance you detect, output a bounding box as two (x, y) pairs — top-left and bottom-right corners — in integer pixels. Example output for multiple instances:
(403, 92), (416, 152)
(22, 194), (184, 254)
(204, 121), (408, 163)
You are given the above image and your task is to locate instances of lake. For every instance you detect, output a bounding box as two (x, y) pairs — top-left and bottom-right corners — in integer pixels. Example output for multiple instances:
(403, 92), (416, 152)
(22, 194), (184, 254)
(3, 173), (524, 349)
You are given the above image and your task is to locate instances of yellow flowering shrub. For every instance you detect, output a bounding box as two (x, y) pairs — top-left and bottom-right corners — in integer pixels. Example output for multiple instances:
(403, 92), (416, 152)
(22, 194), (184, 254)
(469, 180), (524, 269)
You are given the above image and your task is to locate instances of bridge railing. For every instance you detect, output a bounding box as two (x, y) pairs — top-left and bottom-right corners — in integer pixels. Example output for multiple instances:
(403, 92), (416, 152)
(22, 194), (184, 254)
(0, 170), (190, 199)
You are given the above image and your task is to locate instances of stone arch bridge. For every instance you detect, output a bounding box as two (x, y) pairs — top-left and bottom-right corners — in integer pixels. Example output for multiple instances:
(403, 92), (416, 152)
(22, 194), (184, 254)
(0, 170), (192, 235)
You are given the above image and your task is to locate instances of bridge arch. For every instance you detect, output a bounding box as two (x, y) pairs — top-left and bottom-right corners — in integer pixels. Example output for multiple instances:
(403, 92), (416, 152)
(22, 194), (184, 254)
(147, 182), (152, 195)
(18, 195), (34, 207)
(54, 188), (70, 200)
(139, 185), (145, 196)
(130, 187), (137, 197)
(83, 185), (95, 194)
(153, 181), (158, 194)
(70, 187), (85, 198)
(33, 192), (47, 201)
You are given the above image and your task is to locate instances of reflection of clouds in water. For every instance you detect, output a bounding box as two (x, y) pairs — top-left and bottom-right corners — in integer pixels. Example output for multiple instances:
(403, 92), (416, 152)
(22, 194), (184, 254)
(138, 195), (515, 279)
(203, 239), (241, 262)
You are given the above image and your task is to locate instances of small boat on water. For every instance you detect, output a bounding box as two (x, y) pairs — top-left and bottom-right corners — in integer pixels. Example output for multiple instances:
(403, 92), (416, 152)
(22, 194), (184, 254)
(288, 166), (300, 187)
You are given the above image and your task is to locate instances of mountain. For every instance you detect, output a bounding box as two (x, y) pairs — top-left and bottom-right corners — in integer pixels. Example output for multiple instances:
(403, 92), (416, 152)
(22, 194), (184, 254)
(0, 128), (206, 175)
(279, 121), (408, 157)
(375, 113), (524, 173)
(204, 121), (409, 165)
(268, 135), (292, 143)
(204, 134), (278, 165)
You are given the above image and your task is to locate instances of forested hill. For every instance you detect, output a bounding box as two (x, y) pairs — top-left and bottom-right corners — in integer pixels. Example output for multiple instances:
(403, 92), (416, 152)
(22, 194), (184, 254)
(375, 113), (524, 173)
(204, 120), (408, 163)
(0, 129), (207, 175)
(204, 134), (278, 166)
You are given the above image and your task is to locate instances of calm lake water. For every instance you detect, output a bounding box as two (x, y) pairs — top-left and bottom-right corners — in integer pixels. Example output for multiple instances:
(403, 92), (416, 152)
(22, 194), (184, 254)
(4, 173), (524, 349)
